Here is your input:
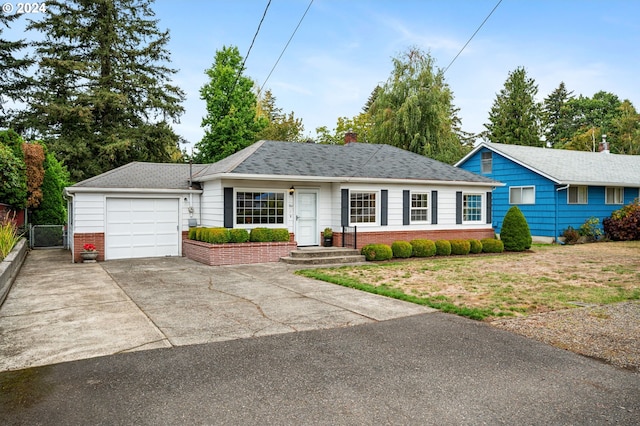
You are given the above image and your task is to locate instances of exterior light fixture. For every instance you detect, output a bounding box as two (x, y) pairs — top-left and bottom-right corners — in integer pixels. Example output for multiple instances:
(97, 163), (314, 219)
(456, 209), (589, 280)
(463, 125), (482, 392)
(289, 186), (295, 195)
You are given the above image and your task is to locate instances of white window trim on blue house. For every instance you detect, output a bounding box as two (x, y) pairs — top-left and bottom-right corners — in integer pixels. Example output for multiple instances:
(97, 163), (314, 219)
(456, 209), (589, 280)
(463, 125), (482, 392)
(605, 187), (624, 205)
(568, 186), (588, 204)
(509, 186), (535, 204)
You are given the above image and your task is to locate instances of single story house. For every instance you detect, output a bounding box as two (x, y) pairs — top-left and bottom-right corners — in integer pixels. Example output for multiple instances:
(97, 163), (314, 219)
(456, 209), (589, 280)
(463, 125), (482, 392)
(455, 141), (640, 242)
(65, 140), (501, 262)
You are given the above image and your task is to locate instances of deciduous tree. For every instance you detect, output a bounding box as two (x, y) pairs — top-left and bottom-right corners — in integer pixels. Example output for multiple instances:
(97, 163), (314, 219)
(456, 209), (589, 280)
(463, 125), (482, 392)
(196, 45), (266, 162)
(255, 90), (304, 142)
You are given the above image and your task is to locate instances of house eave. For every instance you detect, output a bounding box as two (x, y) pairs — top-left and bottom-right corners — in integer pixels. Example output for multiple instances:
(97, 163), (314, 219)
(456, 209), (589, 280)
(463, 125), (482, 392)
(65, 187), (203, 195)
(196, 173), (503, 187)
(558, 181), (640, 188)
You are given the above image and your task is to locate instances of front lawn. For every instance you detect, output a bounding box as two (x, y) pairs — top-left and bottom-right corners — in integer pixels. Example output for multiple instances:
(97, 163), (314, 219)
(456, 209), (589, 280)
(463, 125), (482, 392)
(295, 241), (640, 321)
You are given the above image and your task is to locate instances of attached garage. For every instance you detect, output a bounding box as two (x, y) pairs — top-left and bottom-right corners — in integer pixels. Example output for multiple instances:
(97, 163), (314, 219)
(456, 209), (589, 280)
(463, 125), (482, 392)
(106, 198), (180, 260)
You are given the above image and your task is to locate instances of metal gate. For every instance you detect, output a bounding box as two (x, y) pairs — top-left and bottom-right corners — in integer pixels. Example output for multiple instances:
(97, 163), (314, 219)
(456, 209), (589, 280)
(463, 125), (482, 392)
(30, 225), (67, 249)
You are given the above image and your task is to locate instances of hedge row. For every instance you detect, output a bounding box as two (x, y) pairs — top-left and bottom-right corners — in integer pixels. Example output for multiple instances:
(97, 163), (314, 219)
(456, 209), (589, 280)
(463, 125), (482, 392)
(362, 238), (504, 261)
(188, 227), (290, 244)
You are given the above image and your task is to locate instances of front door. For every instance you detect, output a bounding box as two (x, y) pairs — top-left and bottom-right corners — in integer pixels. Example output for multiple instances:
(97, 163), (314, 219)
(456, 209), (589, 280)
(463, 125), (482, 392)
(295, 190), (318, 246)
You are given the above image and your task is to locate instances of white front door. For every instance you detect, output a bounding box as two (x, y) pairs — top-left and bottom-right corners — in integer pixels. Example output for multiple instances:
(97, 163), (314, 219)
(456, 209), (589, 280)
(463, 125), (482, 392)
(295, 190), (318, 246)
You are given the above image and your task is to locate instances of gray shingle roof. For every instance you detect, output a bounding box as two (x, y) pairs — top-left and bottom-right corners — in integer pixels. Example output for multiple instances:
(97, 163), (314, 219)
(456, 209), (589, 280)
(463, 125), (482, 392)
(478, 142), (640, 187)
(196, 140), (496, 184)
(71, 162), (209, 189)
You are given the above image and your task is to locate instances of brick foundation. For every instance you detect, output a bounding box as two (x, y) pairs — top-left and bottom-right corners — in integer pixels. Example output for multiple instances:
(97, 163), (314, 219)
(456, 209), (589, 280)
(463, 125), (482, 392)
(333, 229), (495, 250)
(183, 239), (298, 266)
(73, 233), (105, 263)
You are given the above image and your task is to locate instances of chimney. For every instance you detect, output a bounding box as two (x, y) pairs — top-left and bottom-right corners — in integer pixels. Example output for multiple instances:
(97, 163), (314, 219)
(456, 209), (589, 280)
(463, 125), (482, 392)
(344, 129), (357, 144)
(598, 134), (609, 154)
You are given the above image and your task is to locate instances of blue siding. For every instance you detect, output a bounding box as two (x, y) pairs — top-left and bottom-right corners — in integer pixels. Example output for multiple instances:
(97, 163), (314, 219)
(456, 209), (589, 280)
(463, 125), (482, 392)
(458, 148), (639, 240)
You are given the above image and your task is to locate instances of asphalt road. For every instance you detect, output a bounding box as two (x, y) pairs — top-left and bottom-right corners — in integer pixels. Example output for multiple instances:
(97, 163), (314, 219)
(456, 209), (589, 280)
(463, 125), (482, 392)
(2, 313), (638, 425)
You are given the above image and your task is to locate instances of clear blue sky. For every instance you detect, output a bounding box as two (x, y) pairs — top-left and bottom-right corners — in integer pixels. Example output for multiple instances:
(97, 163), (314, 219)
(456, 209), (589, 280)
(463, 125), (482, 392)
(7, 0), (640, 149)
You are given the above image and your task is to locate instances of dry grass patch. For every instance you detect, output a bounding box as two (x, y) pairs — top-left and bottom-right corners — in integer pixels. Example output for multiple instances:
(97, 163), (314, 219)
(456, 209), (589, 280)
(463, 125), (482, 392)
(297, 241), (640, 320)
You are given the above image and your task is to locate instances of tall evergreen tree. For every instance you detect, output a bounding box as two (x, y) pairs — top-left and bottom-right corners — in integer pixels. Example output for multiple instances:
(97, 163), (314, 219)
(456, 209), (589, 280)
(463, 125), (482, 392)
(196, 45), (267, 162)
(255, 90), (304, 142)
(18, 0), (185, 181)
(485, 67), (543, 147)
(369, 47), (466, 164)
(0, 13), (33, 126)
(542, 82), (574, 148)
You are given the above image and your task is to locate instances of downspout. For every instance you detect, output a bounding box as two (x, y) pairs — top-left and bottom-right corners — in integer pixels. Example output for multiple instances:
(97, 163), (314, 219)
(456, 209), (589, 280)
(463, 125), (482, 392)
(64, 189), (75, 262)
(555, 184), (570, 242)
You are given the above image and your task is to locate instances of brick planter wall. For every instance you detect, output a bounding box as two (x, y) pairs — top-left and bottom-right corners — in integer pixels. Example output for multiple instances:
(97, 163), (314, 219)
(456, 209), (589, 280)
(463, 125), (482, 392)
(334, 229), (495, 250)
(183, 239), (298, 266)
(73, 232), (105, 263)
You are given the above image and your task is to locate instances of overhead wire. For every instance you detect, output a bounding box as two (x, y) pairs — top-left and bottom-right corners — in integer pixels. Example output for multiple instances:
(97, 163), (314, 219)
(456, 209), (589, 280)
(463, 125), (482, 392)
(443, 0), (503, 74)
(259, 0), (314, 94)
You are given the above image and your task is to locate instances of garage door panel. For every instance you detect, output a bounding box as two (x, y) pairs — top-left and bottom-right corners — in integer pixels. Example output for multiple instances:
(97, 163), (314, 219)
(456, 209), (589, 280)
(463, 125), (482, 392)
(106, 198), (180, 260)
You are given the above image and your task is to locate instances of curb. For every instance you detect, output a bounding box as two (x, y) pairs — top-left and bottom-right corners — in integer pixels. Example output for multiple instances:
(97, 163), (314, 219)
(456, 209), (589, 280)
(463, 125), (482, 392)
(0, 238), (28, 308)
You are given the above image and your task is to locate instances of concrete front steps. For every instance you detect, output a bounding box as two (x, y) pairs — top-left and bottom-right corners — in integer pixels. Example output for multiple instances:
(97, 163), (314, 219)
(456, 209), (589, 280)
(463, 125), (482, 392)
(280, 247), (366, 266)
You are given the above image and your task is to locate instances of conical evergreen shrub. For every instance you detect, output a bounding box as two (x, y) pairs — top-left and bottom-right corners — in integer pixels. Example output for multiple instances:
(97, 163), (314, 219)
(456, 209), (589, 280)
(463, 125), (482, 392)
(500, 206), (532, 251)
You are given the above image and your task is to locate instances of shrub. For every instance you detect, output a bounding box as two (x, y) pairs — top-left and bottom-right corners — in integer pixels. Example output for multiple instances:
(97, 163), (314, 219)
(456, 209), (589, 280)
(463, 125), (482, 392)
(410, 239), (436, 257)
(578, 216), (602, 241)
(188, 227), (197, 240)
(435, 240), (451, 256)
(205, 228), (230, 244)
(361, 243), (393, 261)
(561, 226), (580, 245)
(481, 238), (504, 253)
(391, 240), (413, 258)
(250, 228), (272, 242)
(449, 239), (471, 255)
(0, 212), (21, 260)
(270, 228), (291, 242)
(469, 239), (482, 254)
(500, 206), (532, 251)
(249, 228), (290, 242)
(603, 200), (640, 241)
(229, 228), (250, 243)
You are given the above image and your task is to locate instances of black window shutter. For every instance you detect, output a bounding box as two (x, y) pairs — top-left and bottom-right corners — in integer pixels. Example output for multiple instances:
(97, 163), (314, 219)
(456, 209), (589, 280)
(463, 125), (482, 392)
(403, 190), (410, 225)
(431, 190), (438, 224)
(486, 191), (492, 224)
(341, 189), (349, 227)
(223, 187), (233, 228)
(381, 190), (388, 226)
(456, 191), (463, 224)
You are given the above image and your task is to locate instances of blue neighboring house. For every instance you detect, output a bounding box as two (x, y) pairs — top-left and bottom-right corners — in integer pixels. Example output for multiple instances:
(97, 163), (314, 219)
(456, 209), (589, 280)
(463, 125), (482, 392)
(455, 141), (640, 242)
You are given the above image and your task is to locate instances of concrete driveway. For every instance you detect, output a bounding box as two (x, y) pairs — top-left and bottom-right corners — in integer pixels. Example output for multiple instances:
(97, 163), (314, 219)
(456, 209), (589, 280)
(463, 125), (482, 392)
(0, 250), (433, 372)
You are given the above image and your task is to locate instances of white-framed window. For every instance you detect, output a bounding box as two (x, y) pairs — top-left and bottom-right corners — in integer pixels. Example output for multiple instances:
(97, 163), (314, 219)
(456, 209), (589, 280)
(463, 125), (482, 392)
(350, 191), (377, 224)
(568, 186), (588, 204)
(463, 193), (483, 222)
(481, 151), (492, 173)
(509, 186), (535, 204)
(605, 187), (623, 205)
(236, 191), (285, 225)
(411, 192), (429, 222)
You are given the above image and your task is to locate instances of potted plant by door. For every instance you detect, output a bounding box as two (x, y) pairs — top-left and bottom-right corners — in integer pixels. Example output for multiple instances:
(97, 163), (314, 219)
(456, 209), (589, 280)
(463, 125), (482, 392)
(323, 228), (333, 247)
(81, 243), (99, 263)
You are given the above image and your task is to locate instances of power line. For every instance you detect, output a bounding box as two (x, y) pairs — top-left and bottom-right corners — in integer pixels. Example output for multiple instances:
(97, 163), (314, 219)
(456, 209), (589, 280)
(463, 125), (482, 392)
(259, 0), (314, 94)
(443, 0), (503, 74)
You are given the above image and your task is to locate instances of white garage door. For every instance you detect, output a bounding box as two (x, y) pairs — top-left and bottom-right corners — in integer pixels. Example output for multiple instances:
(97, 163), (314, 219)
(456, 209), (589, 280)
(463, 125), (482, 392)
(106, 198), (180, 260)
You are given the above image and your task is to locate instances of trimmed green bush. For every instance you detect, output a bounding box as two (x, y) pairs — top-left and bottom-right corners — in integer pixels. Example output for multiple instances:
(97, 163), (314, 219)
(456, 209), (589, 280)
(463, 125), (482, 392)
(469, 239), (482, 254)
(361, 243), (393, 261)
(205, 228), (230, 244)
(435, 240), (451, 256)
(450, 239), (471, 255)
(188, 227), (197, 240)
(250, 228), (272, 242)
(270, 228), (291, 242)
(410, 239), (436, 257)
(229, 228), (250, 243)
(481, 238), (504, 253)
(500, 206), (532, 251)
(391, 240), (413, 258)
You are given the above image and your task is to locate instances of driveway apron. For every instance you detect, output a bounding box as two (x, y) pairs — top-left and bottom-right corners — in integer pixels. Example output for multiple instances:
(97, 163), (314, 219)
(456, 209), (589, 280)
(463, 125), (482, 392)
(0, 250), (433, 372)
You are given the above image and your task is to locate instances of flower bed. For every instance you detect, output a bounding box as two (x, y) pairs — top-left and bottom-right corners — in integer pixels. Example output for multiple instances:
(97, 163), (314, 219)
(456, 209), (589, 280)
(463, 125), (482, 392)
(183, 239), (298, 266)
